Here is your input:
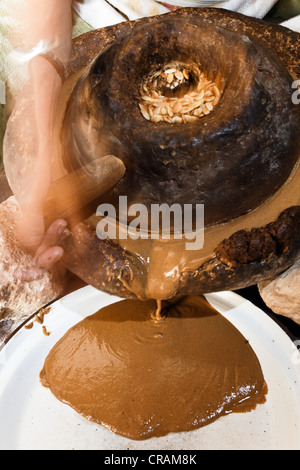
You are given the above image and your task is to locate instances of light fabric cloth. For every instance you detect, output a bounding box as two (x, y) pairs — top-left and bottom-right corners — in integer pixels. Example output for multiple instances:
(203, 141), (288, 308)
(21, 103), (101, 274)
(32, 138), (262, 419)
(215, 0), (277, 18)
(282, 14), (300, 32)
(73, 0), (278, 28)
(73, 0), (126, 29)
(0, 2), (24, 103)
(73, 0), (170, 27)
(158, 1), (278, 18)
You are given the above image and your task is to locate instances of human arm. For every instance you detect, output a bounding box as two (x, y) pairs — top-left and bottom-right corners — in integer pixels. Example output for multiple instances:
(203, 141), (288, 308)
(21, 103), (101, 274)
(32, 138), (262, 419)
(4, 0), (73, 268)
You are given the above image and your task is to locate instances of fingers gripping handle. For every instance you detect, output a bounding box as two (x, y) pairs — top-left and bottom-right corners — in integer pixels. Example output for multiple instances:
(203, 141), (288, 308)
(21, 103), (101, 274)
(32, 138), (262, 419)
(43, 155), (126, 227)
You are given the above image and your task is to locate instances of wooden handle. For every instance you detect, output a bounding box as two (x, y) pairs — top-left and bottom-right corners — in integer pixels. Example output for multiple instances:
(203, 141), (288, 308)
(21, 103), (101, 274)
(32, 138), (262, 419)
(43, 155), (125, 227)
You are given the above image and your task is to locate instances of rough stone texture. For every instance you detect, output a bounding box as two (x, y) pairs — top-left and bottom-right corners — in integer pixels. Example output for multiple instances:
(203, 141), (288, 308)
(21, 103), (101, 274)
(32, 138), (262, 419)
(63, 12), (300, 227)
(216, 207), (300, 267)
(0, 197), (64, 331)
(66, 7), (300, 79)
(60, 8), (300, 305)
(259, 259), (300, 324)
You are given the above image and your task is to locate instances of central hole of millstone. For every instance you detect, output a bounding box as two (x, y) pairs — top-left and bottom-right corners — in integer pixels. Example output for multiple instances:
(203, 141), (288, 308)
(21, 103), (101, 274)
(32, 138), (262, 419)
(139, 64), (221, 124)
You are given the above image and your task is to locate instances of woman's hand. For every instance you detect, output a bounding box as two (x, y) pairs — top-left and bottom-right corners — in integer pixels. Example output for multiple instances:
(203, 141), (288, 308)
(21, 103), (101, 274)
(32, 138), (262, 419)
(33, 219), (70, 271)
(4, 57), (66, 269)
(3, 0), (73, 270)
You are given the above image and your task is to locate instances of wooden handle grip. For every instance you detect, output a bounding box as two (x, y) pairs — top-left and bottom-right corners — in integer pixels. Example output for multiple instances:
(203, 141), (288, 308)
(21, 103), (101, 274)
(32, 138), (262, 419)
(43, 155), (125, 227)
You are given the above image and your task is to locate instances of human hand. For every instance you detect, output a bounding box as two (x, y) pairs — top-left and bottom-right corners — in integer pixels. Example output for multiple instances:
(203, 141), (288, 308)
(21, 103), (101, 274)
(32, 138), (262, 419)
(19, 215), (69, 271)
(3, 0), (73, 271)
(3, 57), (66, 270)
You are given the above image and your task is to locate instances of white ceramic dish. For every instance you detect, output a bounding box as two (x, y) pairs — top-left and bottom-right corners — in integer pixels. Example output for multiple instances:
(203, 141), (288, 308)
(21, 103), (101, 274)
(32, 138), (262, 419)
(0, 286), (299, 450)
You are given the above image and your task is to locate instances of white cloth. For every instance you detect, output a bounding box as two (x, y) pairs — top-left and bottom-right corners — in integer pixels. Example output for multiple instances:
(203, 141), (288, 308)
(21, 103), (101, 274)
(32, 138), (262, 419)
(106, 0), (169, 20)
(215, 0), (277, 18)
(157, 1), (277, 19)
(281, 14), (300, 33)
(72, 0), (169, 28)
(73, 0), (278, 29)
(73, 0), (125, 29)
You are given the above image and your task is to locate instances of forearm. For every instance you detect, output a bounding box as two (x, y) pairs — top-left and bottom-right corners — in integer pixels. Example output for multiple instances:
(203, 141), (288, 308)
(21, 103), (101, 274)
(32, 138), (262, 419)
(22, 59), (63, 210)
(21, 0), (73, 64)
(24, 0), (73, 148)
(5, 1), (73, 209)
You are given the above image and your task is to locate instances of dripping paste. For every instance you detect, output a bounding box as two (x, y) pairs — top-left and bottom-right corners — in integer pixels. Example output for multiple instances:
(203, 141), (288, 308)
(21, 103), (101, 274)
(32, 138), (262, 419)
(40, 295), (267, 440)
